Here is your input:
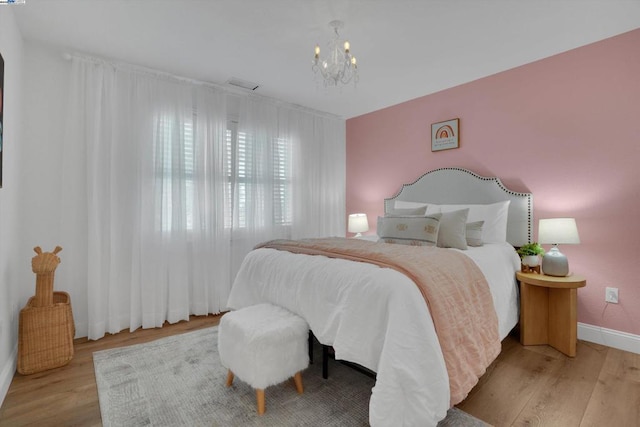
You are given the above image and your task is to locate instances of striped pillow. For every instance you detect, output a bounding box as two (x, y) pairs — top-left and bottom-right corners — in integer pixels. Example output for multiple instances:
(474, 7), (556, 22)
(466, 221), (485, 247)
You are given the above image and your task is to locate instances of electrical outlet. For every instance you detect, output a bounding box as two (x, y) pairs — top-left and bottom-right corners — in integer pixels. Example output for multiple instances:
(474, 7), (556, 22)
(605, 287), (619, 304)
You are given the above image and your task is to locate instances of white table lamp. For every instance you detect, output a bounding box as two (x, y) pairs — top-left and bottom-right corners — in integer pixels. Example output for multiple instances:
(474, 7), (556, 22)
(348, 213), (369, 238)
(538, 218), (580, 277)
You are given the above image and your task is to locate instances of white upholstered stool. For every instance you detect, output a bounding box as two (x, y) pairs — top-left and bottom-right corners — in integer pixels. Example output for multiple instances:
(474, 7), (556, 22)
(218, 303), (309, 415)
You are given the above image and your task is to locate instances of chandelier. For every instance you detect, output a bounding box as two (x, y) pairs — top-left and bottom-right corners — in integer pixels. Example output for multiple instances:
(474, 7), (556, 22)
(312, 20), (358, 87)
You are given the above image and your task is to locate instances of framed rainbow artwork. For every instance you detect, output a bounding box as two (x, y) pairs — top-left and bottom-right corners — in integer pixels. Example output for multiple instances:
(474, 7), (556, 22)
(431, 118), (459, 152)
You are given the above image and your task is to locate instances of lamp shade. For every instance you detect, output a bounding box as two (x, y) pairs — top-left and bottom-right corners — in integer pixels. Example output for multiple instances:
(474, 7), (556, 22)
(348, 213), (369, 235)
(538, 218), (580, 244)
(538, 218), (580, 276)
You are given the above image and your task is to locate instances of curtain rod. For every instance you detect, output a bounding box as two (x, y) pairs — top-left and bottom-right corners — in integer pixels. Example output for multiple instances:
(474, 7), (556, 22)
(63, 52), (343, 121)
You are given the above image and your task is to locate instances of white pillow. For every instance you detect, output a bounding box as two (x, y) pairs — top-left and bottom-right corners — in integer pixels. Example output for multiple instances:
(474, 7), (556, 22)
(426, 201), (510, 243)
(377, 214), (441, 246)
(437, 209), (469, 250)
(393, 201), (428, 210)
(385, 206), (427, 217)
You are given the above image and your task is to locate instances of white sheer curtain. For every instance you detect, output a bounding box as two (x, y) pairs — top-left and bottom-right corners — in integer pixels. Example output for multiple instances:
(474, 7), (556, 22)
(61, 57), (345, 340)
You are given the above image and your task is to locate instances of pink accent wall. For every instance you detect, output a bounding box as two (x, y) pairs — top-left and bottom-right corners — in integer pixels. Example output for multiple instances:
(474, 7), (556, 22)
(346, 29), (640, 336)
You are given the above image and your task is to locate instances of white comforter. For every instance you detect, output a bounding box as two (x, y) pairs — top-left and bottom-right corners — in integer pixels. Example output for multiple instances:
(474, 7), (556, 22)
(226, 242), (520, 426)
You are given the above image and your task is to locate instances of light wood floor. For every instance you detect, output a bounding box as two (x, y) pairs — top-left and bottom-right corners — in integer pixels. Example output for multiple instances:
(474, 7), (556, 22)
(0, 316), (638, 426)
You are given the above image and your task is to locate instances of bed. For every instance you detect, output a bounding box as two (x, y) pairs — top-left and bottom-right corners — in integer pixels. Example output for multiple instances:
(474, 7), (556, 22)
(226, 167), (532, 426)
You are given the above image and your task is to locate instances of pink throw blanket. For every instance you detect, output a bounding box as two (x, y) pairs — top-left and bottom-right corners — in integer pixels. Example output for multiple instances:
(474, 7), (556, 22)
(257, 237), (500, 405)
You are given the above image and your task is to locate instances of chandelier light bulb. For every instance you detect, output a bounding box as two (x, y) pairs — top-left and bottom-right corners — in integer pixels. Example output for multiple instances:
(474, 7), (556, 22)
(314, 45), (320, 57)
(344, 41), (350, 52)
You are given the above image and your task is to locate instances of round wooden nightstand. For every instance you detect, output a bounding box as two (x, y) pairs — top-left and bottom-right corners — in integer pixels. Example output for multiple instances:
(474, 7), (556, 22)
(516, 271), (586, 357)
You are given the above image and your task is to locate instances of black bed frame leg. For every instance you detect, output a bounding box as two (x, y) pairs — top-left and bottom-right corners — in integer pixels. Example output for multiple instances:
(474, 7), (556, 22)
(309, 330), (330, 379)
(322, 345), (329, 379)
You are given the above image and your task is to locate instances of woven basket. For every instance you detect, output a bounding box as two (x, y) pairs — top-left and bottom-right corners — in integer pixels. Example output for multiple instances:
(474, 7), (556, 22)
(17, 246), (75, 375)
(17, 292), (75, 375)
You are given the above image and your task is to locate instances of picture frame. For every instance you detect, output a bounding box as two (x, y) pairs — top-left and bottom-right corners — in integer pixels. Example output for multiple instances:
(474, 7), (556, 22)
(431, 118), (459, 152)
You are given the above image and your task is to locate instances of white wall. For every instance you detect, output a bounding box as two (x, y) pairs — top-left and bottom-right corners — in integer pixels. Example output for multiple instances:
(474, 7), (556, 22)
(19, 41), (71, 299)
(18, 42), (84, 338)
(0, 29), (75, 405)
(0, 6), (24, 405)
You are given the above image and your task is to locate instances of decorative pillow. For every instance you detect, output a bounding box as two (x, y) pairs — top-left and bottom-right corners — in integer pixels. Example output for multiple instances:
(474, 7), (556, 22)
(466, 221), (484, 247)
(436, 209), (469, 250)
(377, 214), (441, 246)
(385, 206), (427, 217)
(426, 201), (510, 243)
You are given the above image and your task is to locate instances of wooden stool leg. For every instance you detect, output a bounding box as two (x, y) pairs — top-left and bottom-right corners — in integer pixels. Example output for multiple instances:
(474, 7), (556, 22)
(293, 371), (304, 394)
(256, 389), (265, 415)
(226, 370), (234, 387)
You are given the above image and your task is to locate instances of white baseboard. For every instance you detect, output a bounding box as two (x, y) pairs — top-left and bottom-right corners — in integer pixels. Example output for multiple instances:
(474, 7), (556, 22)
(578, 322), (640, 355)
(0, 343), (17, 407)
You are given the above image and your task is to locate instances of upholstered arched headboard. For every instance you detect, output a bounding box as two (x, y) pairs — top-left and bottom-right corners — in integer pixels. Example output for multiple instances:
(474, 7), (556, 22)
(384, 167), (532, 247)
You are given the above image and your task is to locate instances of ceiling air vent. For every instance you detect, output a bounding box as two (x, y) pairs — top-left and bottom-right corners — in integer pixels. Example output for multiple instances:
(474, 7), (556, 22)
(226, 77), (260, 91)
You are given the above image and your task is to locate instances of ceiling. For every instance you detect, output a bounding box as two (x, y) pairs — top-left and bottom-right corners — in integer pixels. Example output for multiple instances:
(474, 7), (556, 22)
(11, 0), (640, 119)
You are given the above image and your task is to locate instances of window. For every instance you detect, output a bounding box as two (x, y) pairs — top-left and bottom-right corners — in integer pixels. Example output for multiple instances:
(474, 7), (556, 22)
(154, 112), (195, 232)
(154, 112), (292, 232)
(224, 123), (292, 229)
(272, 136), (292, 226)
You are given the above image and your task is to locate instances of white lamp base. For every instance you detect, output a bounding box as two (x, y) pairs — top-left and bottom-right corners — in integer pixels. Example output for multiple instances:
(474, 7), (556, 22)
(542, 246), (569, 276)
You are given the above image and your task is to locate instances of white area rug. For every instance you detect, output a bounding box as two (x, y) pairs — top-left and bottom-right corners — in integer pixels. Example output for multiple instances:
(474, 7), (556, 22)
(93, 326), (490, 426)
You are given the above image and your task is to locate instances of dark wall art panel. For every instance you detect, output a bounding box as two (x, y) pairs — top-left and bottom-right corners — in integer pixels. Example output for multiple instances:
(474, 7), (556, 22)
(0, 52), (4, 188)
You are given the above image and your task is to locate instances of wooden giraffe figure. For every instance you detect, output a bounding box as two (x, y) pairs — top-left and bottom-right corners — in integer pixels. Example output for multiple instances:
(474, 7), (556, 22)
(31, 246), (63, 307)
